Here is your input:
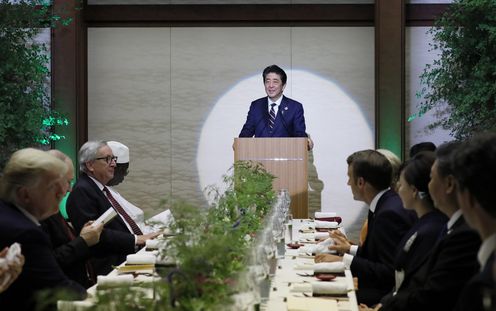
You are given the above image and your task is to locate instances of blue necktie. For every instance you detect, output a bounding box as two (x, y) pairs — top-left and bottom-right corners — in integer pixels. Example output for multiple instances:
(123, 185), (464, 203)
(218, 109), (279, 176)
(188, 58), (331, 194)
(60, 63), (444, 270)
(269, 103), (276, 129)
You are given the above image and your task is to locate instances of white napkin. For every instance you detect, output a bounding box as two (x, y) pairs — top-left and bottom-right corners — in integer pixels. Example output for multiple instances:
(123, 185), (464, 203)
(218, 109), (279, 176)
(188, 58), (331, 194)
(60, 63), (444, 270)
(299, 238), (335, 255)
(298, 233), (317, 241)
(290, 283), (312, 293)
(315, 212), (336, 218)
(146, 209), (173, 228)
(0, 243), (23, 290)
(312, 282), (348, 295)
(126, 253), (156, 265)
(314, 232), (330, 240)
(313, 262), (345, 273)
(293, 261), (315, 270)
(97, 275), (134, 288)
(145, 239), (162, 250)
(314, 220), (338, 229)
(57, 300), (94, 311)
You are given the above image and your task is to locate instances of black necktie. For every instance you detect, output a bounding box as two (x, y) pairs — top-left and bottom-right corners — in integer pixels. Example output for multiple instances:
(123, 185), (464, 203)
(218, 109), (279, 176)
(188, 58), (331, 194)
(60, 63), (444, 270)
(269, 103), (276, 129)
(103, 187), (143, 235)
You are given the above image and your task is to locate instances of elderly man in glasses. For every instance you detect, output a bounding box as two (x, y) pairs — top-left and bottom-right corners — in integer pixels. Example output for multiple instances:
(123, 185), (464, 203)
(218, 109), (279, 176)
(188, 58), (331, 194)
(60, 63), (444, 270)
(66, 141), (159, 276)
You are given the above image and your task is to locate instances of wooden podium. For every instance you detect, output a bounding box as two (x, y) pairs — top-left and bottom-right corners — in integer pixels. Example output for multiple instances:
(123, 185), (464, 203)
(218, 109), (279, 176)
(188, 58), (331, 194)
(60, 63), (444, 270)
(234, 138), (308, 219)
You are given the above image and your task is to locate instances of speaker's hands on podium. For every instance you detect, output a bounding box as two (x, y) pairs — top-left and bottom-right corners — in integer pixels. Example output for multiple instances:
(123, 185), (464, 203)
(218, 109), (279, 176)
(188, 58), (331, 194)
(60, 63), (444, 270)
(307, 137), (314, 151)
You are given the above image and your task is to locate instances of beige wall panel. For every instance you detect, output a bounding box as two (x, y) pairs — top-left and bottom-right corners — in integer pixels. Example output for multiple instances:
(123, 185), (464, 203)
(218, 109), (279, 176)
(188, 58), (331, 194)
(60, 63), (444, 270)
(88, 28), (172, 216)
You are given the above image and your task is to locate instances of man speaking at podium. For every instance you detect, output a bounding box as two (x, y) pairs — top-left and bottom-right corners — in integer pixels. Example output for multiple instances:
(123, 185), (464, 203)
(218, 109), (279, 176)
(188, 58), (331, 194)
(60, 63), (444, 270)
(239, 65), (312, 149)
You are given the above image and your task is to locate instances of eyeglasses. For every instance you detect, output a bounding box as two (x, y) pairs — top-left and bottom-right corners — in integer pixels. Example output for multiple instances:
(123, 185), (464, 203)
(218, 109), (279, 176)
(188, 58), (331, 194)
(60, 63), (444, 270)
(95, 155), (118, 164)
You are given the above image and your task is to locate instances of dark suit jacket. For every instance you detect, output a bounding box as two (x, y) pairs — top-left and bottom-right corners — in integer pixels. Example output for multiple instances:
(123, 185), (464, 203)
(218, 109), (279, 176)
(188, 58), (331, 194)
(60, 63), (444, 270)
(66, 173), (136, 276)
(393, 209), (448, 283)
(381, 216), (481, 311)
(0, 200), (86, 311)
(239, 95), (307, 137)
(40, 212), (93, 288)
(352, 190), (417, 305)
(453, 251), (495, 311)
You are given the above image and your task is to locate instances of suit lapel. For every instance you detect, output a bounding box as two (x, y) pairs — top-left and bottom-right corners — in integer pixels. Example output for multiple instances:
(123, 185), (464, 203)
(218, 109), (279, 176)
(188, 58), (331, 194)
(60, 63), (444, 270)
(80, 173), (129, 230)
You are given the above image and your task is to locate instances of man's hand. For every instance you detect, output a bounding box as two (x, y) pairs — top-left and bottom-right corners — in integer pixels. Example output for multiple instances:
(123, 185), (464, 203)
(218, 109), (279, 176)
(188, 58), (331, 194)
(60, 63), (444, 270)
(80, 221), (104, 246)
(307, 137), (314, 151)
(328, 230), (352, 254)
(136, 231), (162, 246)
(359, 303), (382, 311)
(0, 246), (25, 293)
(314, 253), (342, 263)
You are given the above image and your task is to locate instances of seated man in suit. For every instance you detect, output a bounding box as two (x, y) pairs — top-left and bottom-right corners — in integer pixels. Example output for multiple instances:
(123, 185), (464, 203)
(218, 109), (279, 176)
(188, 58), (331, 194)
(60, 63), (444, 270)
(452, 133), (496, 311)
(67, 141), (159, 276)
(360, 142), (481, 311)
(0, 148), (86, 310)
(238, 64), (313, 149)
(315, 150), (416, 305)
(40, 150), (104, 288)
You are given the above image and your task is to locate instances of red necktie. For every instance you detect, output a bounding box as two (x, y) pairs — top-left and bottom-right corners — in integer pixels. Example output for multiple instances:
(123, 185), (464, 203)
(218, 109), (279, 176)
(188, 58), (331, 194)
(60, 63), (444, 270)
(103, 187), (143, 235)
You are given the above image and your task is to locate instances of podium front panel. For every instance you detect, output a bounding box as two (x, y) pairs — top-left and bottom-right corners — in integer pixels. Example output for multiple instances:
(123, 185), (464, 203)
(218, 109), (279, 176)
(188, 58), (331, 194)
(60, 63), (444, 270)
(234, 138), (308, 218)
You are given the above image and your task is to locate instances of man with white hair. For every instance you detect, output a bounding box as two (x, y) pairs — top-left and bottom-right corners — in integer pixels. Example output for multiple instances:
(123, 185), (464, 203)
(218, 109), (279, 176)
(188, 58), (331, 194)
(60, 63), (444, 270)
(67, 141), (159, 276)
(0, 148), (86, 310)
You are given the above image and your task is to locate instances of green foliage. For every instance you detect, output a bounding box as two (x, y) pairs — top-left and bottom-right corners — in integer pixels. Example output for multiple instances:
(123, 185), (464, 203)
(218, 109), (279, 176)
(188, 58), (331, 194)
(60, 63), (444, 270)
(0, 0), (73, 168)
(88, 162), (275, 310)
(416, 0), (496, 139)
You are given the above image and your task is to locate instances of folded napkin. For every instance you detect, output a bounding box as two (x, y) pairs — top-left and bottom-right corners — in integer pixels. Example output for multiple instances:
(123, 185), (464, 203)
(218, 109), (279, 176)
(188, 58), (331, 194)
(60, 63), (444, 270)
(314, 232), (330, 240)
(313, 262), (345, 274)
(298, 233), (318, 241)
(312, 282), (348, 295)
(293, 261), (315, 270)
(126, 253), (156, 265)
(97, 275), (134, 288)
(290, 283), (313, 293)
(145, 239), (164, 250)
(315, 212), (336, 218)
(314, 220), (339, 229)
(57, 300), (94, 311)
(299, 238), (335, 255)
(287, 296), (338, 311)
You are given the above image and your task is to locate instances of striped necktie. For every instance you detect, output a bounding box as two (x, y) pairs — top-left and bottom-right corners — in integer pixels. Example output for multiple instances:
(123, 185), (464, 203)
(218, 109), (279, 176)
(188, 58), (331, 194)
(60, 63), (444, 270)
(269, 103), (276, 129)
(103, 187), (143, 235)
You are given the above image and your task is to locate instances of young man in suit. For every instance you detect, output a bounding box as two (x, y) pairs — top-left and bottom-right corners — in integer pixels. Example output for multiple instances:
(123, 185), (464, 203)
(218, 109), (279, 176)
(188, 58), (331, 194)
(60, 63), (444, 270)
(66, 141), (159, 275)
(315, 150), (416, 305)
(452, 133), (496, 311)
(0, 148), (86, 310)
(238, 65), (313, 149)
(361, 142), (481, 311)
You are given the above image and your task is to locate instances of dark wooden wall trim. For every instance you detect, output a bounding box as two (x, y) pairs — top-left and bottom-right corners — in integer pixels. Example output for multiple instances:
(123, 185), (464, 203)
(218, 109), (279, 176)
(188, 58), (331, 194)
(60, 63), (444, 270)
(83, 4), (448, 26)
(84, 4), (375, 26)
(375, 0), (405, 158)
(406, 4), (449, 26)
(51, 0), (87, 161)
